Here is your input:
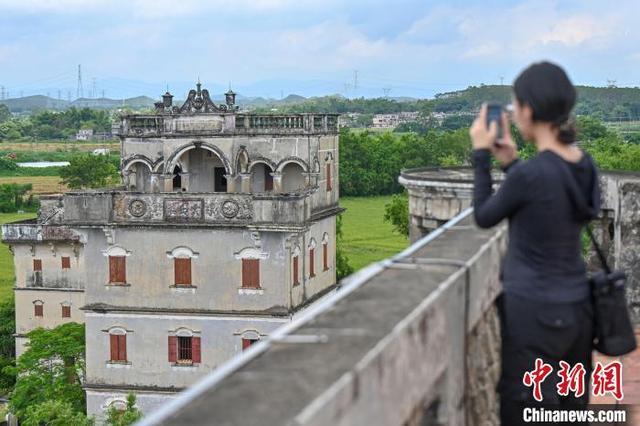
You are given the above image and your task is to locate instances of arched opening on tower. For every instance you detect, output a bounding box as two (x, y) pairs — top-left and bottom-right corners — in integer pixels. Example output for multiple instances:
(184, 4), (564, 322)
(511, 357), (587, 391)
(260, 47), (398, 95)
(250, 163), (274, 193)
(172, 165), (183, 191)
(173, 147), (228, 192)
(127, 162), (152, 192)
(281, 162), (306, 193)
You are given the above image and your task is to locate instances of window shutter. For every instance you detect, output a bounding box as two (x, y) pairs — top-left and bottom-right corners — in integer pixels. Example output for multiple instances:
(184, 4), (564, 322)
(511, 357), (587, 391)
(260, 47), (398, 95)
(61, 256), (71, 269)
(62, 306), (71, 318)
(242, 259), (260, 288)
(118, 335), (127, 361)
(326, 163), (332, 191)
(34, 304), (43, 317)
(264, 168), (273, 191)
(110, 334), (118, 361)
(192, 337), (201, 363)
(242, 259), (249, 287)
(252, 260), (260, 288)
(33, 259), (42, 272)
(109, 256), (126, 284)
(174, 258), (192, 286)
(323, 243), (328, 271)
(293, 256), (299, 286)
(168, 336), (177, 363)
(309, 248), (315, 277)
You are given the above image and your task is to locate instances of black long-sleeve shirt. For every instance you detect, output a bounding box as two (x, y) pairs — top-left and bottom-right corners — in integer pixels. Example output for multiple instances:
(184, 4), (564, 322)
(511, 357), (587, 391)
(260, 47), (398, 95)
(472, 148), (600, 303)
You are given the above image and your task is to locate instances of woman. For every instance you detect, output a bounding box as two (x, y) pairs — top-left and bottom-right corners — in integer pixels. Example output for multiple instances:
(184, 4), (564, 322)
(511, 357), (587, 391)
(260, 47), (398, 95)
(469, 61), (601, 425)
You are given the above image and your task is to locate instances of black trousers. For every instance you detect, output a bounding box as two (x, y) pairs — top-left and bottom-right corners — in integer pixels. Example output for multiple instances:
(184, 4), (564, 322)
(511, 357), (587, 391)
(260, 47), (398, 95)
(497, 293), (594, 425)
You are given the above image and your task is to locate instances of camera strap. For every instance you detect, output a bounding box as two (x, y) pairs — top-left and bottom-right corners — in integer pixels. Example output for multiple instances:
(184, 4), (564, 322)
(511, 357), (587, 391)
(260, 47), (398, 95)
(548, 152), (611, 274)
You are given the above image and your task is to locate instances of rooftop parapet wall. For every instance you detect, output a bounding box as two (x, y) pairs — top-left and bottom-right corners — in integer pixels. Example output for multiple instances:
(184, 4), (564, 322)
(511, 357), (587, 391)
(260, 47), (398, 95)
(400, 166), (640, 323)
(138, 210), (506, 426)
(118, 113), (340, 138)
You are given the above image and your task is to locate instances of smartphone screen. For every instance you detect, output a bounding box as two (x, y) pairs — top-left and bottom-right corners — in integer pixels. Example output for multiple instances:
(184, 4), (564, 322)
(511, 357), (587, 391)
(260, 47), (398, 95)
(486, 103), (503, 139)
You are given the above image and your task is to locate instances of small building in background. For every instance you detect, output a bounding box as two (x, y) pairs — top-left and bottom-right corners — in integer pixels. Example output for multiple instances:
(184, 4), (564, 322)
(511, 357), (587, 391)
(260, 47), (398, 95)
(76, 128), (94, 141)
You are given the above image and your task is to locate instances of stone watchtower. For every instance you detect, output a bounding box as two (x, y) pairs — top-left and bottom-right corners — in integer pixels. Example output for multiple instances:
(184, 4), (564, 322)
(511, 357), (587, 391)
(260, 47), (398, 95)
(1, 83), (342, 420)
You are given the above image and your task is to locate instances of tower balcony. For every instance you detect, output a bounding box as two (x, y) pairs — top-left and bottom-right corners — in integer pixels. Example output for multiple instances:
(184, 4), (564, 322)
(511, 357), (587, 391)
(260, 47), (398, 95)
(47, 189), (338, 229)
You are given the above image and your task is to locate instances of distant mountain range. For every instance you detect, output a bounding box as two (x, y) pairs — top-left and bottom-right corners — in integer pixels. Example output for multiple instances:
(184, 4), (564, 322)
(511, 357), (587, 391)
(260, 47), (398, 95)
(0, 92), (417, 113)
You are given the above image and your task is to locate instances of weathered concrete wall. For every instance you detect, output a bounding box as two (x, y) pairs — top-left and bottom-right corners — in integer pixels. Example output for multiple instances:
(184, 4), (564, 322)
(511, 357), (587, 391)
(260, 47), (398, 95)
(82, 221), (334, 313)
(138, 212), (506, 426)
(401, 167), (640, 323)
(14, 289), (85, 357)
(84, 312), (288, 422)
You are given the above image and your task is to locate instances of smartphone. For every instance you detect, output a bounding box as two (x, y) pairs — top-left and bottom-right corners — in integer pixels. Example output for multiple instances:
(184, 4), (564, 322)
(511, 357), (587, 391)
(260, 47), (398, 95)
(486, 103), (503, 141)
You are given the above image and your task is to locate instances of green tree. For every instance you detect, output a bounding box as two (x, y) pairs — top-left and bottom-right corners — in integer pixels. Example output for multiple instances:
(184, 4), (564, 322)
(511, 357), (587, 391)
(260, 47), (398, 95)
(22, 400), (94, 426)
(335, 214), (354, 280)
(6, 322), (86, 420)
(576, 116), (610, 142)
(60, 153), (119, 189)
(0, 104), (10, 124)
(383, 192), (409, 237)
(105, 394), (143, 426)
(0, 299), (16, 394)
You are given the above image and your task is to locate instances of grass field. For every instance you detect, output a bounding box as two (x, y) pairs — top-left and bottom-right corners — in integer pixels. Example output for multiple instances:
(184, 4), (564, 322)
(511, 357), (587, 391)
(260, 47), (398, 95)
(0, 176), (67, 194)
(0, 213), (36, 302)
(340, 196), (409, 271)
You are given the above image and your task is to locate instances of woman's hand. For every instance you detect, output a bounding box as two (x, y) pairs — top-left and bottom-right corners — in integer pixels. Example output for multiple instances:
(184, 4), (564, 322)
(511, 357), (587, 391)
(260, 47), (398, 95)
(491, 112), (518, 168)
(470, 104), (497, 150)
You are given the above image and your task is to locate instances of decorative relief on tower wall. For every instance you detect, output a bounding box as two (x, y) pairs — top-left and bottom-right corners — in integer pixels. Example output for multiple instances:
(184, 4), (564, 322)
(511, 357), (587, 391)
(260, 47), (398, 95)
(164, 199), (204, 222)
(204, 197), (253, 222)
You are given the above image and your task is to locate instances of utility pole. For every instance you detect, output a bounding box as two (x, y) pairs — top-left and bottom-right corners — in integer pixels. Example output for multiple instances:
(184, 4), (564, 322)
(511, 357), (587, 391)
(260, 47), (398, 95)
(77, 64), (84, 99)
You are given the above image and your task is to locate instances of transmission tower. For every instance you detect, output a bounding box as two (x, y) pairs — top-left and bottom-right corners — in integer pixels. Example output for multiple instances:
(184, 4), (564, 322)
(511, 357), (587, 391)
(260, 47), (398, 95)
(77, 65), (84, 99)
(382, 87), (391, 98)
(607, 79), (617, 88)
(353, 70), (358, 97)
(92, 78), (97, 99)
(500, 76), (504, 85)
(0, 86), (4, 100)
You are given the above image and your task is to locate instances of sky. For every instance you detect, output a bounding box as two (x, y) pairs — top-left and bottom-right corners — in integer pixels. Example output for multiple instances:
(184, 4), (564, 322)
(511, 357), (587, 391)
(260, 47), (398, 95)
(0, 0), (639, 100)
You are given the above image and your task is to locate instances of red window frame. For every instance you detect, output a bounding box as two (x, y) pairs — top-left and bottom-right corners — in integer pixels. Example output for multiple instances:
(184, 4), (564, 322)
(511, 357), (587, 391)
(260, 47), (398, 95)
(174, 258), (192, 286)
(241, 258), (260, 289)
(108, 256), (126, 284)
(309, 248), (315, 278)
(323, 242), (329, 271)
(242, 338), (259, 351)
(292, 255), (300, 286)
(61, 256), (71, 269)
(109, 334), (127, 362)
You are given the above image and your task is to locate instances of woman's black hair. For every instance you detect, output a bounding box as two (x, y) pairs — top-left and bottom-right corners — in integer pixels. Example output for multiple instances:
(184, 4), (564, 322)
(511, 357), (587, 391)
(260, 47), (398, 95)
(513, 61), (577, 144)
